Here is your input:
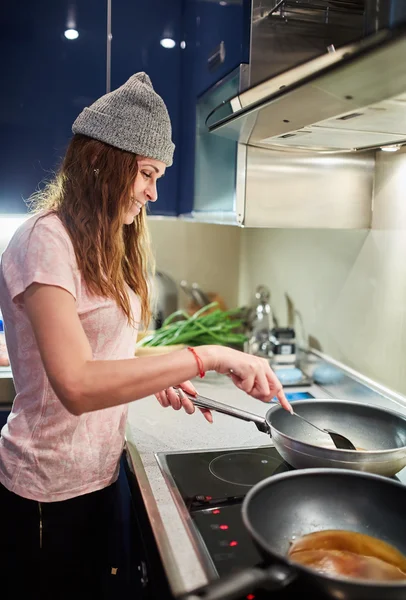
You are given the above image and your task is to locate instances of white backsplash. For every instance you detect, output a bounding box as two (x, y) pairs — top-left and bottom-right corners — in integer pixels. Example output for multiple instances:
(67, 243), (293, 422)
(148, 218), (241, 311)
(238, 148), (406, 396)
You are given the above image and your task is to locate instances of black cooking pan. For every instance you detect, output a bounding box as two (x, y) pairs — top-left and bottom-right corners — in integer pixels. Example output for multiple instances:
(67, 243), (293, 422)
(185, 469), (406, 600)
(187, 395), (406, 476)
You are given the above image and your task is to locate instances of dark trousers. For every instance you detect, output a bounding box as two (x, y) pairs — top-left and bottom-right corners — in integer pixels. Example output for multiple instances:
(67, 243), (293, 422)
(1, 468), (137, 599)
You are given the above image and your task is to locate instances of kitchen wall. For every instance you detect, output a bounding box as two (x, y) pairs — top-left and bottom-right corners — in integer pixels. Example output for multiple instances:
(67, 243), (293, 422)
(238, 148), (406, 397)
(0, 216), (242, 315)
(148, 218), (241, 311)
(2, 151), (406, 398)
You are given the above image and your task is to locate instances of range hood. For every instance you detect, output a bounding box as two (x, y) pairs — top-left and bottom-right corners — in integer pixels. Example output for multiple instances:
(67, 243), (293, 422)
(206, 23), (406, 152)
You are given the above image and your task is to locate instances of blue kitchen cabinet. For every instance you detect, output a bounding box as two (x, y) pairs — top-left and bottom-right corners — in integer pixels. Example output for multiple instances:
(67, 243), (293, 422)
(0, 1), (107, 214)
(178, 0), (251, 216)
(111, 0), (183, 217)
(193, 0), (250, 96)
(1, 0), (250, 218)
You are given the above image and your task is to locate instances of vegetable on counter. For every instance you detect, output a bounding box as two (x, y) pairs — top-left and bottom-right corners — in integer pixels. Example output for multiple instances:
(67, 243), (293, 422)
(137, 302), (247, 349)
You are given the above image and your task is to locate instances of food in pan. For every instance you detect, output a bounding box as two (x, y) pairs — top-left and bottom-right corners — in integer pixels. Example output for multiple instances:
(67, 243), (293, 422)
(288, 530), (406, 582)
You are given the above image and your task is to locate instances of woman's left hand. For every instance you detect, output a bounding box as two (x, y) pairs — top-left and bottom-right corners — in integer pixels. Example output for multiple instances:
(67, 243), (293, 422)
(155, 380), (213, 423)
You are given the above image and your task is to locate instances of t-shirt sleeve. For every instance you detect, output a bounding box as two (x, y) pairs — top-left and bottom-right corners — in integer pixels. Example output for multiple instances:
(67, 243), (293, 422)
(4, 218), (78, 303)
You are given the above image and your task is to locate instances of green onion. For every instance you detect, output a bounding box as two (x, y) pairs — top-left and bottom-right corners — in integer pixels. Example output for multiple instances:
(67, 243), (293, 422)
(137, 302), (247, 349)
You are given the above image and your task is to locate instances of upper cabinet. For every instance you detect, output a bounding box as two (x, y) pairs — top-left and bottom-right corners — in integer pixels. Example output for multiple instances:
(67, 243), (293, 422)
(178, 0), (251, 216)
(2, 0), (378, 227)
(111, 0), (183, 217)
(0, 0), (183, 217)
(193, 0), (250, 96)
(0, 1), (107, 213)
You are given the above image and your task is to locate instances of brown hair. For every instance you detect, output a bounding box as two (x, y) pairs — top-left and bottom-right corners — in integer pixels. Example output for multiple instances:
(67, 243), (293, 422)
(29, 134), (154, 328)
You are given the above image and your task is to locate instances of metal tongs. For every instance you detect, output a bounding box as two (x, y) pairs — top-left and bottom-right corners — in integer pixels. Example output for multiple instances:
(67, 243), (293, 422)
(174, 387), (270, 432)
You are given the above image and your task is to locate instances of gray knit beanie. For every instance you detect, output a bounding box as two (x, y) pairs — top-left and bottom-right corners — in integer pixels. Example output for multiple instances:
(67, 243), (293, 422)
(72, 72), (175, 166)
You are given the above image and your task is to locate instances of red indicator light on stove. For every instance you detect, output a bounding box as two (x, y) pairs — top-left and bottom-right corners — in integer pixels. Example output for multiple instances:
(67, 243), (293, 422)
(219, 524), (229, 530)
(246, 595), (255, 600)
(229, 540), (238, 547)
(212, 509), (220, 514)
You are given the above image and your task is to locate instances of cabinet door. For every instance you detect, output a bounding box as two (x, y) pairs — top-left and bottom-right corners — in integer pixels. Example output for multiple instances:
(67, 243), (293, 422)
(0, 1), (107, 214)
(194, 0), (250, 96)
(111, 0), (182, 217)
(193, 67), (242, 224)
(123, 452), (173, 599)
(178, 0), (251, 217)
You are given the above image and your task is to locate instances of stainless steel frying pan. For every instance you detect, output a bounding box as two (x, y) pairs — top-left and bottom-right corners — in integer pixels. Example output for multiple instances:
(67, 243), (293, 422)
(186, 394), (406, 477)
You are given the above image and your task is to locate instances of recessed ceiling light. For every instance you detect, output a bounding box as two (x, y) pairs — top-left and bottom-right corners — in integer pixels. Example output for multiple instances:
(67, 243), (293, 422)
(160, 38), (176, 49)
(64, 29), (79, 40)
(180, 40), (186, 49)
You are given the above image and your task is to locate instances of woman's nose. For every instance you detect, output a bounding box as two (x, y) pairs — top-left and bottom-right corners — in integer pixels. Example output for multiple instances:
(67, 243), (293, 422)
(146, 182), (158, 202)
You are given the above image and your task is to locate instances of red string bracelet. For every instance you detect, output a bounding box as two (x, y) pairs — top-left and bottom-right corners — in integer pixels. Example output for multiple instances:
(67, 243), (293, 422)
(187, 346), (205, 378)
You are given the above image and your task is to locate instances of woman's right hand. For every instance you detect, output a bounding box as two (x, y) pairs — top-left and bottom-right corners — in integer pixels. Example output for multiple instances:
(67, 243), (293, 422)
(202, 345), (292, 413)
(154, 380), (213, 423)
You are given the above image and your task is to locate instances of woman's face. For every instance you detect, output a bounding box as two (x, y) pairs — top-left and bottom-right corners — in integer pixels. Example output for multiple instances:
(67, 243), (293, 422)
(124, 157), (166, 225)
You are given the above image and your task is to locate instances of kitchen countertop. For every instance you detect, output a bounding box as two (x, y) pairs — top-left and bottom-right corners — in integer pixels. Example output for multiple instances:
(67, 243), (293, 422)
(124, 371), (406, 598)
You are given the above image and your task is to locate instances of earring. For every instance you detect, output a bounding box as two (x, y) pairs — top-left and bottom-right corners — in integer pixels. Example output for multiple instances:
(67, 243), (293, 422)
(94, 168), (99, 176)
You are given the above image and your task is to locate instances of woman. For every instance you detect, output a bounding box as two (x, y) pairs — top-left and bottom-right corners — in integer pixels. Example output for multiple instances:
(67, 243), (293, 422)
(0, 73), (290, 598)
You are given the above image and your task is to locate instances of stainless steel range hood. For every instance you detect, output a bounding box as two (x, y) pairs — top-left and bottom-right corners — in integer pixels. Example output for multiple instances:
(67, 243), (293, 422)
(206, 23), (406, 152)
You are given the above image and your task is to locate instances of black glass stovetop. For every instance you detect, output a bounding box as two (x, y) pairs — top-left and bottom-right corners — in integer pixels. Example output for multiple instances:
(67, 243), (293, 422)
(161, 445), (329, 599)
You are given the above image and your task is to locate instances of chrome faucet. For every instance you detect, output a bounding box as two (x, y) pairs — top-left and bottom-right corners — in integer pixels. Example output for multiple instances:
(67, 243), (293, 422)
(248, 285), (277, 356)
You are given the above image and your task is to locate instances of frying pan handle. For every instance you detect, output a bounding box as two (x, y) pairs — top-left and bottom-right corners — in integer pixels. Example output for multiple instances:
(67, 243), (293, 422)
(182, 564), (295, 600)
(184, 392), (270, 434)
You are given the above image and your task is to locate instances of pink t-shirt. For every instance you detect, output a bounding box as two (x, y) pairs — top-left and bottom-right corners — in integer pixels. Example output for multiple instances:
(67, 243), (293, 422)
(0, 212), (140, 502)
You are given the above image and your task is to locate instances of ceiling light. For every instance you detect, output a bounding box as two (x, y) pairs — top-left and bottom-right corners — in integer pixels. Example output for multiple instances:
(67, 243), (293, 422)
(180, 41), (186, 50)
(380, 145), (401, 152)
(64, 29), (79, 40)
(220, 1), (227, 5)
(160, 38), (176, 49)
